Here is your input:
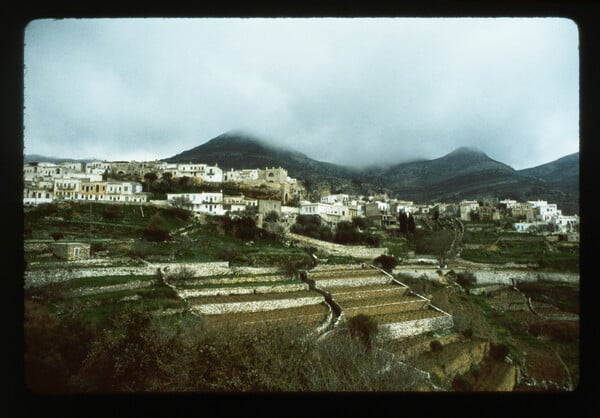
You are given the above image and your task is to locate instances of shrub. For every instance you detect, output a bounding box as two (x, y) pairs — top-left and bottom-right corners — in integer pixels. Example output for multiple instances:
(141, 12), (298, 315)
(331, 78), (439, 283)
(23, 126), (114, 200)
(168, 266), (196, 281)
(373, 254), (397, 272)
(142, 215), (171, 242)
(490, 343), (510, 361)
(51, 231), (64, 241)
(346, 314), (379, 351)
(430, 340), (443, 353)
(264, 211), (280, 223)
(456, 271), (477, 286)
(451, 375), (472, 391)
(102, 205), (120, 221)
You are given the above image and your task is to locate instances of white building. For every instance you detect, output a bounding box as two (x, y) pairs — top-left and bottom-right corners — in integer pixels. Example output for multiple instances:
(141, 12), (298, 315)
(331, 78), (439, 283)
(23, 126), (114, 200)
(105, 181), (147, 203)
(299, 201), (351, 225)
(85, 161), (111, 175)
(167, 192), (225, 215)
(528, 200), (560, 222)
(223, 169), (259, 182)
(23, 182), (54, 205)
(172, 163), (223, 183)
(320, 194), (350, 204)
(500, 199), (519, 209)
(54, 178), (82, 201)
(550, 214), (580, 233)
(460, 200), (480, 221)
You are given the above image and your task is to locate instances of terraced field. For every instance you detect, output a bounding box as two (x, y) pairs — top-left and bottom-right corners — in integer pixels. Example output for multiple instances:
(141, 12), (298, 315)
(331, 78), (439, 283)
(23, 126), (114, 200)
(167, 271), (333, 332)
(306, 264), (454, 337)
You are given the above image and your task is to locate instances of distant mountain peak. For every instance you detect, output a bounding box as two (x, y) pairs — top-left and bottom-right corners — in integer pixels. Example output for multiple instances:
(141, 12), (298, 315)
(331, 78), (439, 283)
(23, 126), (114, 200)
(446, 146), (486, 157)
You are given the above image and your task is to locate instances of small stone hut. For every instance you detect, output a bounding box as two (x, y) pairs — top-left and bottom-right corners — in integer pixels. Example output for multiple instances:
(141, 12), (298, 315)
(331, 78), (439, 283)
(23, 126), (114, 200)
(52, 242), (91, 260)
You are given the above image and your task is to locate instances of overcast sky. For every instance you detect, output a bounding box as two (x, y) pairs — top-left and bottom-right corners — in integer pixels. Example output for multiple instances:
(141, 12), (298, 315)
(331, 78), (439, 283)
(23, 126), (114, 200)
(23, 17), (579, 170)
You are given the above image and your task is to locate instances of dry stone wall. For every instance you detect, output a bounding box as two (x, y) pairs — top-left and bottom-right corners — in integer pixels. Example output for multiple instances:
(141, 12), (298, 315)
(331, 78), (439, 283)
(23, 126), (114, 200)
(380, 314), (455, 339)
(24, 265), (157, 288)
(393, 267), (578, 285)
(178, 283), (308, 299)
(286, 232), (388, 259)
(24, 260), (282, 288)
(191, 296), (324, 315)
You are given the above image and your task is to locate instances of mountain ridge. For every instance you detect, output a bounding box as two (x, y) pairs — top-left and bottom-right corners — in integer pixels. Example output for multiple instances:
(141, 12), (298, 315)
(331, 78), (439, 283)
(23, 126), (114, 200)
(23, 132), (579, 215)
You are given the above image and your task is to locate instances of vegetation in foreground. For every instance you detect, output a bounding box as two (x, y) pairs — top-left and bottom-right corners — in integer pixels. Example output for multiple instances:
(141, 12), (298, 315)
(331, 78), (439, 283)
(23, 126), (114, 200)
(24, 285), (426, 393)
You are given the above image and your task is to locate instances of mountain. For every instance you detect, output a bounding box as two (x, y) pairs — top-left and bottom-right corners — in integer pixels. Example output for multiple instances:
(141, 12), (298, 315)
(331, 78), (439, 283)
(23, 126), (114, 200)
(23, 154), (97, 164)
(163, 131), (359, 182)
(164, 133), (579, 215)
(518, 152), (579, 191)
(364, 147), (578, 215)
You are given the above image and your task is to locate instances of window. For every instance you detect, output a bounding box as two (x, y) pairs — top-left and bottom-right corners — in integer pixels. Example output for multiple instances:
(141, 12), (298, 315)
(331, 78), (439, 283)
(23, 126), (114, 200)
(74, 247), (80, 257)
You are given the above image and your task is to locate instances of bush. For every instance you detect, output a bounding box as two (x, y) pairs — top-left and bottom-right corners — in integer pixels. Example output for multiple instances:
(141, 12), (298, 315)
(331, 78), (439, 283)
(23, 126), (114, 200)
(373, 254), (397, 272)
(51, 231), (64, 241)
(456, 271), (477, 286)
(142, 215), (171, 242)
(264, 211), (280, 223)
(168, 266), (196, 281)
(102, 205), (120, 221)
(346, 314), (379, 351)
(490, 343), (510, 361)
(451, 375), (472, 391)
(430, 340), (443, 353)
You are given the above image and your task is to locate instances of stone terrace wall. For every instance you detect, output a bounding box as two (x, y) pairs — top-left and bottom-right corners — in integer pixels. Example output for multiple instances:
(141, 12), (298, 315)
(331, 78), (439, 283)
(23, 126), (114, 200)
(24, 265), (157, 288)
(24, 261), (283, 288)
(178, 283), (308, 298)
(191, 296), (324, 314)
(380, 314), (455, 339)
(393, 268), (579, 285)
(286, 232), (388, 259)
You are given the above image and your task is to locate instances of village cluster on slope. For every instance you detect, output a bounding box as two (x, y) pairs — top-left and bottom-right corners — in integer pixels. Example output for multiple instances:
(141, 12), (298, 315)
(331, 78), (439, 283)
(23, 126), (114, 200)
(23, 159), (579, 238)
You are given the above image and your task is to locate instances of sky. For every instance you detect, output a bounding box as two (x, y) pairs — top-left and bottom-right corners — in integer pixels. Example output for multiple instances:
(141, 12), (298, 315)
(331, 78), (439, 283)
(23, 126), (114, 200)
(23, 17), (579, 170)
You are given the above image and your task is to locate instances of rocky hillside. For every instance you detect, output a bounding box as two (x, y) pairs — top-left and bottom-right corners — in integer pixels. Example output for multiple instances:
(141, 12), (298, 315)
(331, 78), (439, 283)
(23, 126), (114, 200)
(163, 131), (358, 182)
(163, 134), (578, 214)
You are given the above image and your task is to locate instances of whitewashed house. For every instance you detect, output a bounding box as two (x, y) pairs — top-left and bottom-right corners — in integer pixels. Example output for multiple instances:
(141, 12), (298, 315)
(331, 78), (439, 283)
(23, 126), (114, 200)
(85, 161), (111, 175)
(167, 192), (225, 215)
(320, 194), (350, 204)
(550, 214), (580, 233)
(223, 169), (259, 182)
(460, 200), (480, 221)
(528, 200), (560, 222)
(23, 181), (54, 205)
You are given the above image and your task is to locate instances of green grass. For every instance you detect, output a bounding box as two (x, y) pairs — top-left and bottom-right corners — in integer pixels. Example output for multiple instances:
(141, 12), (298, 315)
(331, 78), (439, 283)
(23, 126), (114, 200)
(60, 274), (157, 289)
(459, 236), (579, 272)
(177, 279), (300, 290)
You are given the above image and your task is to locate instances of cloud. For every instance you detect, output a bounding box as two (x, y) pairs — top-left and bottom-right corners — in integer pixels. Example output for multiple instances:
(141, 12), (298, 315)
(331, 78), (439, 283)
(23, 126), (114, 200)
(24, 17), (579, 169)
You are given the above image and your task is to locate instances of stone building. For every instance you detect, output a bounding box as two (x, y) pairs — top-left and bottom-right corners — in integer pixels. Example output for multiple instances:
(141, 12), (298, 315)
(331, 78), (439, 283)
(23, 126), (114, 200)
(52, 242), (91, 260)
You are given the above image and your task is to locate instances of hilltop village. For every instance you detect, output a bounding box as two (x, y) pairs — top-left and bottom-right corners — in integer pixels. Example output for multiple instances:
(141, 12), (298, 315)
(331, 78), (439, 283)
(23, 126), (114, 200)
(24, 158), (579, 238)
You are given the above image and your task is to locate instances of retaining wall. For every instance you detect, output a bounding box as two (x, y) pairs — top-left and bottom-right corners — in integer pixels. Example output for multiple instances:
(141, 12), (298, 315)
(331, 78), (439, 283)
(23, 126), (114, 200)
(393, 268), (579, 285)
(380, 314), (455, 339)
(24, 265), (157, 288)
(191, 296), (324, 314)
(24, 261), (282, 288)
(178, 283), (308, 299)
(313, 276), (392, 289)
(286, 232), (388, 259)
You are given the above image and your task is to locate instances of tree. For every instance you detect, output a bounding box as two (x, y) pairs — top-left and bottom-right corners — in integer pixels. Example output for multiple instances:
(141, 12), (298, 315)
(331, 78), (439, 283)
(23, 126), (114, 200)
(373, 254), (397, 272)
(264, 210), (280, 223)
(334, 221), (361, 244)
(143, 214), (171, 242)
(352, 217), (367, 230)
(144, 172), (158, 193)
(408, 213), (416, 234)
(162, 172), (173, 183)
(414, 229), (455, 267)
(399, 212), (408, 235)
